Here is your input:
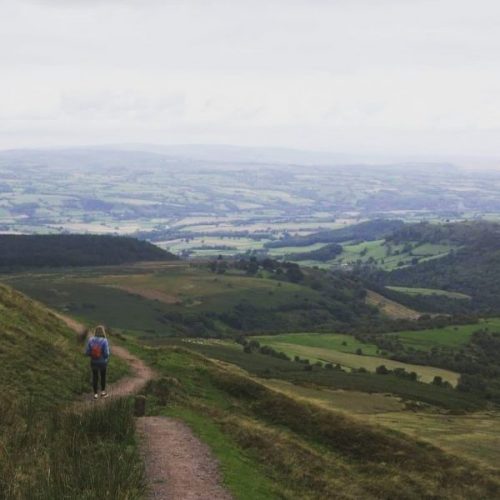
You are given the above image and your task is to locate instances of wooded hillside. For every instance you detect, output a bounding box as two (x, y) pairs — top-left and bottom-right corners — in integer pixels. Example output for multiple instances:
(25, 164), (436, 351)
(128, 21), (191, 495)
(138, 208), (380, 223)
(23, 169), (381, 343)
(0, 234), (176, 268)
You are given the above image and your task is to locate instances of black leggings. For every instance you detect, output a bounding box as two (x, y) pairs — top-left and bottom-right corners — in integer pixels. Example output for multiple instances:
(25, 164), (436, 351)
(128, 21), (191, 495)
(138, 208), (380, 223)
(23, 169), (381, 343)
(91, 366), (107, 393)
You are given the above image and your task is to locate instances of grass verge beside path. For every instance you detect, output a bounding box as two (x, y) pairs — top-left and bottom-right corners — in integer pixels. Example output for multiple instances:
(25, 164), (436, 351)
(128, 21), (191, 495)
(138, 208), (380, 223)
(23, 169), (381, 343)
(1, 398), (145, 499)
(166, 407), (279, 500)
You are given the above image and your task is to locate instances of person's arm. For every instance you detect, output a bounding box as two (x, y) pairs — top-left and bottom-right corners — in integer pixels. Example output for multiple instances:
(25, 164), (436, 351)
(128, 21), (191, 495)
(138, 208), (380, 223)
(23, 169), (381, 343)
(103, 339), (110, 361)
(85, 339), (91, 357)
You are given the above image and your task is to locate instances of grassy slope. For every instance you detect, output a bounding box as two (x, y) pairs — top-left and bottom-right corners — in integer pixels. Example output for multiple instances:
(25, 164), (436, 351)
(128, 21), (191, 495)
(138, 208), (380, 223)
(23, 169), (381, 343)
(89, 265), (314, 313)
(0, 282), (129, 405)
(365, 290), (421, 319)
(387, 285), (471, 299)
(0, 284), (142, 499)
(4, 262), (376, 337)
(5, 267), (319, 334)
(164, 340), (500, 469)
(389, 318), (500, 350)
(260, 376), (500, 470)
(154, 339), (484, 412)
(0, 283), (88, 407)
(130, 342), (500, 500)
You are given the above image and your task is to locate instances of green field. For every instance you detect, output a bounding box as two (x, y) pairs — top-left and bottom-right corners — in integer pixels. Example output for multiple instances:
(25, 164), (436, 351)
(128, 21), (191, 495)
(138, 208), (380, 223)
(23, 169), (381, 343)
(254, 332), (379, 356)
(262, 378), (405, 414)
(257, 340), (458, 385)
(329, 239), (457, 271)
(266, 242), (328, 256)
(389, 318), (500, 351)
(163, 236), (268, 257)
(386, 285), (471, 299)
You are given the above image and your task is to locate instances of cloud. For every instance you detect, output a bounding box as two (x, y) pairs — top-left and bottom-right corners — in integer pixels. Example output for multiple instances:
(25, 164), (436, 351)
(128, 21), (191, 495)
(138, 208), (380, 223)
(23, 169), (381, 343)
(1, 0), (500, 157)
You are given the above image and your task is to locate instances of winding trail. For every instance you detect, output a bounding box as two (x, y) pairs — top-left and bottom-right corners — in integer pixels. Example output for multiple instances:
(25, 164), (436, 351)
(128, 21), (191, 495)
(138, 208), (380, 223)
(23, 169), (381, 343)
(56, 311), (233, 500)
(137, 417), (233, 500)
(55, 312), (155, 402)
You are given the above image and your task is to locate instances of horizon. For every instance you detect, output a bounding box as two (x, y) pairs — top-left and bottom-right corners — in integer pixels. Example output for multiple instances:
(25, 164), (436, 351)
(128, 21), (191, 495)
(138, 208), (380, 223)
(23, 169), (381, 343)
(2, 142), (500, 171)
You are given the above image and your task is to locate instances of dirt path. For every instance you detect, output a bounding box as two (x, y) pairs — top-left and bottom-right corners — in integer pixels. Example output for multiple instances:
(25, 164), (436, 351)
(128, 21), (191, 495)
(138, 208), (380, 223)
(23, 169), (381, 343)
(56, 311), (232, 500)
(137, 417), (233, 500)
(55, 311), (155, 401)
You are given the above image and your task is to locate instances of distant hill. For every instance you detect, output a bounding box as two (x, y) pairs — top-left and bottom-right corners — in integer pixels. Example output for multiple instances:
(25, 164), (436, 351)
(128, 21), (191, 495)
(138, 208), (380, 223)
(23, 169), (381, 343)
(386, 220), (500, 246)
(266, 219), (405, 249)
(1, 144), (461, 168)
(376, 221), (500, 313)
(0, 234), (176, 269)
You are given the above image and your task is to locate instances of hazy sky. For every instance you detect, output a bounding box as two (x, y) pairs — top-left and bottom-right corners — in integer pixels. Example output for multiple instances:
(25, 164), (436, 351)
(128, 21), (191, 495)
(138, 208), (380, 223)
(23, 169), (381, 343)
(2, 0), (500, 158)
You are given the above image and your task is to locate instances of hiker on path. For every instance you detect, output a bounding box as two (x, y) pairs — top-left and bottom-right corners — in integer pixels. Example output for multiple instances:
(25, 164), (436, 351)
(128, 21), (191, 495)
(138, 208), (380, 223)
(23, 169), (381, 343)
(85, 325), (110, 400)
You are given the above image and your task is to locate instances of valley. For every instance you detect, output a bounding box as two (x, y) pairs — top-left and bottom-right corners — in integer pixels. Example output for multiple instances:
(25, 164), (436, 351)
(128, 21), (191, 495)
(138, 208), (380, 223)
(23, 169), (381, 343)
(3, 228), (500, 498)
(3, 153), (500, 497)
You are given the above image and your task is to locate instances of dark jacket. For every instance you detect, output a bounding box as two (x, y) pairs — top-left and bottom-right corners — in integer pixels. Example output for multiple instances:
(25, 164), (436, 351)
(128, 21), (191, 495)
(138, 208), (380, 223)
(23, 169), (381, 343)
(85, 336), (110, 367)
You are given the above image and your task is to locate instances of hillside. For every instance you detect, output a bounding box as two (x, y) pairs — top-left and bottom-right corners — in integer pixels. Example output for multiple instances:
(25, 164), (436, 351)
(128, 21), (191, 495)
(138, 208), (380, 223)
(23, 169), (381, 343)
(0, 234), (176, 269)
(3, 270), (500, 499)
(0, 283), (144, 499)
(376, 221), (500, 313)
(0, 283), (87, 407)
(3, 259), (414, 338)
(129, 342), (500, 499)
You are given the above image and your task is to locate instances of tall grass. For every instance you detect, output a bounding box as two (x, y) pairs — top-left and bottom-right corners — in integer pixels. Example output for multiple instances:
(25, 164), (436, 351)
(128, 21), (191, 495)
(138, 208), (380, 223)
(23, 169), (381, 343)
(0, 399), (145, 500)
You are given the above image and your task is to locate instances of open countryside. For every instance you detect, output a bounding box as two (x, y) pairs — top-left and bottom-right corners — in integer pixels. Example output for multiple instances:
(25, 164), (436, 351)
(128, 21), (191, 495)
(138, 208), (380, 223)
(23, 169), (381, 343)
(5, 0), (500, 497)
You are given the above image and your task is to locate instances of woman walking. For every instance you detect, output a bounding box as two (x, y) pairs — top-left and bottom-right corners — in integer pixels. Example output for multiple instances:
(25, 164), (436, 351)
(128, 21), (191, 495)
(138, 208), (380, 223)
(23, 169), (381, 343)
(85, 325), (110, 400)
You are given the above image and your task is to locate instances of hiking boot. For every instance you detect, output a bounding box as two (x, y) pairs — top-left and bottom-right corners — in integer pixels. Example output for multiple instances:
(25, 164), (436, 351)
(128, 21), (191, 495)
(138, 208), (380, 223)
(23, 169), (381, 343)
(101, 391), (109, 398)
(94, 393), (99, 400)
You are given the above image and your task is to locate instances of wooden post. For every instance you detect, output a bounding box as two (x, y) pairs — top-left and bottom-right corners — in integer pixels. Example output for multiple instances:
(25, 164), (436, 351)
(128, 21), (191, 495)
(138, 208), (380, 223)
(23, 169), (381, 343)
(134, 395), (146, 417)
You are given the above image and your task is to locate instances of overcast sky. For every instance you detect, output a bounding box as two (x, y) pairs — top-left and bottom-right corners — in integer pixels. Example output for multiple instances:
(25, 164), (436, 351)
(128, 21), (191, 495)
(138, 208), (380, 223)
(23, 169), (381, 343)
(1, 0), (500, 159)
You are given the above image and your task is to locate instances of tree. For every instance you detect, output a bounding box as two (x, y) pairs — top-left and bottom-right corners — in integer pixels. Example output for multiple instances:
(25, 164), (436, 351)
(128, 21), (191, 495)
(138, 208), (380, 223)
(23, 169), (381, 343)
(247, 257), (259, 275)
(285, 263), (304, 283)
(376, 365), (390, 375)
